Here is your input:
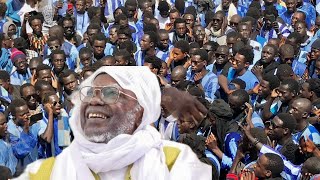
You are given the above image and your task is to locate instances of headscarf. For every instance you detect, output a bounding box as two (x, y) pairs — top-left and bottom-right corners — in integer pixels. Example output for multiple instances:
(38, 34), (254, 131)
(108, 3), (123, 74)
(2, 20), (16, 37)
(47, 66), (210, 180)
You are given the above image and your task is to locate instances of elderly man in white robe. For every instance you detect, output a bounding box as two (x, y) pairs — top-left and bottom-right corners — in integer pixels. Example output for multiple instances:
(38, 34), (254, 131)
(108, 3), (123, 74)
(18, 66), (212, 180)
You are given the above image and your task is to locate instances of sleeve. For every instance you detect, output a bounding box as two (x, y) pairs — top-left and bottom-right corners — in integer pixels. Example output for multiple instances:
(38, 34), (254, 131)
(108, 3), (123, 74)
(9, 132), (37, 159)
(37, 120), (48, 136)
(221, 153), (233, 169)
(251, 112), (265, 128)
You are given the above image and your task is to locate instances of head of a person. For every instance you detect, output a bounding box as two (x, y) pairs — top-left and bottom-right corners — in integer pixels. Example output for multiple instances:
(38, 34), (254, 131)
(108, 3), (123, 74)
(49, 25), (64, 42)
(9, 99), (30, 126)
(158, 0), (170, 18)
(113, 49), (130, 66)
(0, 3), (7, 18)
(34, 80), (55, 101)
(202, 41), (219, 60)
(0, 70), (11, 92)
(92, 32), (107, 58)
(11, 48), (28, 74)
(13, 37), (27, 54)
(229, 78), (246, 90)
(228, 89), (249, 114)
(79, 47), (93, 68)
(140, 31), (158, 51)
(158, 29), (169, 50)
(191, 49), (207, 72)
(20, 83), (38, 110)
(310, 39), (320, 61)
(268, 113), (296, 141)
(258, 74), (280, 98)
(254, 153), (284, 179)
(125, 0), (138, 19)
(226, 31), (241, 51)
(222, 0), (232, 9)
(286, 32), (302, 56)
(99, 56), (116, 66)
(86, 24), (101, 45)
(85, 0), (93, 10)
(159, 61), (168, 77)
(42, 91), (62, 116)
(109, 25), (119, 44)
(47, 37), (62, 52)
(288, 98), (312, 122)
(50, 49), (66, 74)
(117, 28), (132, 44)
(276, 64), (295, 81)
(36, 64), (53, 85)
(76, 0), (86, 14)
(143, 56), (162, 75)
(300, 157), (320, 177)
(169, 9), (180, 25)
(29, 13), (44, 36)
(62, 16), (75, 38)
(192, 25), (206, 44)
(267, 38), (281, 48)
(0, 112), (7, 139)
(294, 21), (307, 38)
(285, 0), (297, 13)
(172, 40), (190, 62)
(237, 22), (252, 41)
(229, 14), (241, 30)
(29, 57), (43, 74)
(314, 16), (320, 33)
(174, 18), (187, 38)
(261, 44), (277, 65)
(215, 45), (229, 65)
(183, 13), (195, 29)
(277, 79), (299, 103)
(212, 11), (224, 31)
(80, 66), (96, 80)
(113, 6), (128, 18)
(189, 42), (200, 56)
(231, 46), (254, 72)
(60, 70), (79, 95)
(139, 0), (153, 14)
(291, 11), (306, 28)
(300, 78), (320, 100)
(171, 66), (187, 86)
(0, 165), (12, 180)
(264, 6), (278, 29)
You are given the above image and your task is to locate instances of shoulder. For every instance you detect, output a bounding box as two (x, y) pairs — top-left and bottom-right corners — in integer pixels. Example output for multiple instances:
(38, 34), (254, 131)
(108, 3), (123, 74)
(15, 159), (46, 180)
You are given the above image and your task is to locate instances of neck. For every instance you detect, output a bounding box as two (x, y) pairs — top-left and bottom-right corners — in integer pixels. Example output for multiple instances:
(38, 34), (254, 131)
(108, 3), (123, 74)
(94, 54), (104, 60)
(145, 48), (156, 56)
(296, 119), (308, 131)
(278, 135), (291, 145)
(236, 68), (247, 76)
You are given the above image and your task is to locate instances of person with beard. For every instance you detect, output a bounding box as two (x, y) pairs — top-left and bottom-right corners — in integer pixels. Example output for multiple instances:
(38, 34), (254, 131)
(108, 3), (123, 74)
(253, 74), (280, 117)
(267, 113), (301, 165)
(20, 83), (41, 116)
(251, 44), (279, 82)
(91, 32), (107, 61)
(59, 70), (79, 114)
(279, 44), (308, 79)
(61, 16), (82, 47)
(169, 18), (192, 44)
(205, 11), (227, 45)
(262, 79), (299, 120)
(22, 13), (48, 57)
(0, 70), (21, 100)
(125, 0), (138, 27)
(7, 99), (38, 175)
(135, 31), (157, 66)
(183, 13), (195, 35)
(50, 50), (68, 78)
(73, 0), (89, 35)
(192, 25), (206, 48)
(238, 22), (261, 52)
(225, 14), (241, 33)
(37, 91), (71, 158)
(288, 98), (320, 145)
(156, 29), (173, 62)
(10, 49), (32, 86)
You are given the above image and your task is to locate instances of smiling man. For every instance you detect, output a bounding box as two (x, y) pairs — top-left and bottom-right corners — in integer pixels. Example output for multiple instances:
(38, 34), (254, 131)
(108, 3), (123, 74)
(19, 67), (211, 179)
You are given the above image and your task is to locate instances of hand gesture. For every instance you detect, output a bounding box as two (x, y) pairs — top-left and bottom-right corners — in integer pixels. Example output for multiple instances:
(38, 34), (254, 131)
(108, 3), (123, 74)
(206, 133), (218, 150)
(51, 72), (59, 89)
(299, 137), (317, 154)
(44, 103), (54, 115)
(271, 88), (279, 98)
(157, 75), (169, 86)
(252, 84), (260, 94)
(194, 72), (204, 83)
(300, 173), (313, 180)
(169, 49), (174, 61)
(256, 18), (264, 31)
(31, 70), (37, 85)
(272, 22), (280, 33)
(24, 13), (30, 22)
(244, 102), (253, 116)
(251, 65), (263, 77)
(240, 171), (256, 180)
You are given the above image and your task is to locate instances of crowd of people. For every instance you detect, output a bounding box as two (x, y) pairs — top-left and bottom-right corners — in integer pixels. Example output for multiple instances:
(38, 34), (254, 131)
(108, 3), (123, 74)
(0, 0), (320, 179)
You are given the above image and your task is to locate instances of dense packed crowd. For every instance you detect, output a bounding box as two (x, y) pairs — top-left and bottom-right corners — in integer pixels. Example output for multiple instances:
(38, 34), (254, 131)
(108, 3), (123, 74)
(0, 0), (320, 179)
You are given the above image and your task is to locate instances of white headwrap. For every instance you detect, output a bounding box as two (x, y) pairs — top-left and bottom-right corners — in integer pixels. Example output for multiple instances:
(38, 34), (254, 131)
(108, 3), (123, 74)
(19, 66), (211, 180)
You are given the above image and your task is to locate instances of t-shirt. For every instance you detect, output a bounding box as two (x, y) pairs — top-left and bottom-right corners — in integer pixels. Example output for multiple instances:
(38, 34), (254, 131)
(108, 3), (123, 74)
(226, 67), (259, 91)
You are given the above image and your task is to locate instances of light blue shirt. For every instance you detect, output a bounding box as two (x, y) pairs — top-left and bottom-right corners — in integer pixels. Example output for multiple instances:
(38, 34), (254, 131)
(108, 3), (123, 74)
(0, 139), (17, 175)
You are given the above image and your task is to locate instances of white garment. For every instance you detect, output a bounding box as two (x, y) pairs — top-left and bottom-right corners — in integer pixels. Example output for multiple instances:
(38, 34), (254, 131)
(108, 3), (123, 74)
(18, 3), (39, 34)
(215, 3), (238, 22)
(18, 67), (211, 180)
(159, 115), (177, 140)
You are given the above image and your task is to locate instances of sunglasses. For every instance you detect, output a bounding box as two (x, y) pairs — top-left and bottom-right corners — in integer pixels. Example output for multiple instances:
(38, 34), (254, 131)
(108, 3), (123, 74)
(52, 100), (62, 106)
(215, 53), (227, 58)
(80, 86), (137, 104)
(23, 94), (37, 101)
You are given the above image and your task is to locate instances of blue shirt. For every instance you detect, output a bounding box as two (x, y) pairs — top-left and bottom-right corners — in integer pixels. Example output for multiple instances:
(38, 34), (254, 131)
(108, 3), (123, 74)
(0, 48), (12, 73)
(292, 59), (307, 77)
(74, 11), (89, 35)
(134, 49), (146, 66)
(298, 3), (316, 28)
(227, 67), (259, 91)
(10, 68), (32, 86)
(280, 11), (293, 26)
(156, 45), (173, 63)
(293, 123), (320, 144)
(0, 139), (17, 175)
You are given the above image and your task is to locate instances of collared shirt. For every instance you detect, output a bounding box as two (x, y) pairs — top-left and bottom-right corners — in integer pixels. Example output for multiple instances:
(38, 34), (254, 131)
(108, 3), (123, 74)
(0, 139), (17, 175)
(10, 68), (32, 86)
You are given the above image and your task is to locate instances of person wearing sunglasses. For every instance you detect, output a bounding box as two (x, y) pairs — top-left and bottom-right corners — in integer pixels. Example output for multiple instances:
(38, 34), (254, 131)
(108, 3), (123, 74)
(20, 83), (40, 114)
(19, 66), (211, 179)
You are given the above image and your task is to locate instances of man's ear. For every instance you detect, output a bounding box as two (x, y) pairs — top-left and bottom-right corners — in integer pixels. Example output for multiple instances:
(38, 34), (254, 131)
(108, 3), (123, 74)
(283, 127), (290, 135)
(244, 62), (250, 68)
(265, 170), (272, 178)
(189, 121), (196, 130)
(302, 111), (309, 119)
(150, 42), (154, 48)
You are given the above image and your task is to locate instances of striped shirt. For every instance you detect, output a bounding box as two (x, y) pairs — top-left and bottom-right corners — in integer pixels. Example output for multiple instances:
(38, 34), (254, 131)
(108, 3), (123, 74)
(293, 123), (320, 145)
(156, 45), (173, 63)
(259, 22), (291, 40)
(134, 49), (146, 66)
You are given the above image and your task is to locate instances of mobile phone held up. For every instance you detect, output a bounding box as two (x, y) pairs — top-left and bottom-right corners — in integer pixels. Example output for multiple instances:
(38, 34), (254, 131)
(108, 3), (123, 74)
(30, 113), (43, 124)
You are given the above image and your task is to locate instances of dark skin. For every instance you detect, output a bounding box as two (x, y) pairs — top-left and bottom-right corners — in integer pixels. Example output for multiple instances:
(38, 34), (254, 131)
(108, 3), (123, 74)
(0, 113), (7, 139)
(288, 99), (311, 131)
(21, 86), (38, 111)
(268, 116), (292, 146)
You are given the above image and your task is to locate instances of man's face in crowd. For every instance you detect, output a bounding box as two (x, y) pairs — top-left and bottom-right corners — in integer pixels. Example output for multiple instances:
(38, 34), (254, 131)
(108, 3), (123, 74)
(212, 13), (224, 31)
(29, 58), (42, 73)
(172, 48), (185, 61)
(52, 54), (66, 73)
(254, 154), (271, 178)
(191, 55), (206, 72)
(0, 113), (7, 138)
(238, 24), (251, 40)
(310, 48), (320, 61)
(291, 12), (304, 27)
(171, 71), (185, 86)
(14, 57), (28, 74)
(114, 55), (128, 66)
(169, 12), (180, 24)
(80, 73), (143, 143)
(158, 33), (169, 50)
(87, 29), (99, 44)
(63, 74), (78, 94)
(288, 100), (306, 121)
(159, 62), (168, 76)
(144, 62), (158, 75)
(229, 16), (240, 30)
(38, 86), (55, 100)
(117, 34), (129, 44)
(63, 20), (75, 37)
(268, 116), (285, 141)
(193, 26), (205, 42)
(0, 78), (10, 92)
(80, 53), (92, 67)
(264, 14), (276, 29)
(126, 5), (137, 19)
(93, 40), (106, 57)
(48, 40), (61, 51)
(294, 22), (307, 37)
(30, 19), (42, 36)
(258, 79), (272, 98)
(149, 19), (159, 30)
(184, 14), (195, 28)
(177, 113), (196, 134)
(159, 8), (169, 18)
(85, 0), (93, 9)
(314, 16), (320, 33)
(227, 37), (237, 50)
(261, 46), (275, 64)
(315, 60), (320, 77)
(277, 84), (294, 103)
(300, 82), (312, 100)
(286, 0), (297, 13)
(109, 28), (118, 44)
(7, 24), (17, 38)
(48, 94), (62, 115)
(22, 86), (37, 110)
(37, 69), (53, 85)
(231, 53), (248, 72)
(101, 57), (116, 66)
(175, 22), (187, 38)
(140, 1), (153, 14)
(215, 46), (229, 65)
(228, 94), (245, 114)
(222, 0), (231, 9)
(140, 34), (152, 51)
(14, 105), (30, 127)
(279, 49), (294, 65)
(76, 0), (86, 13)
